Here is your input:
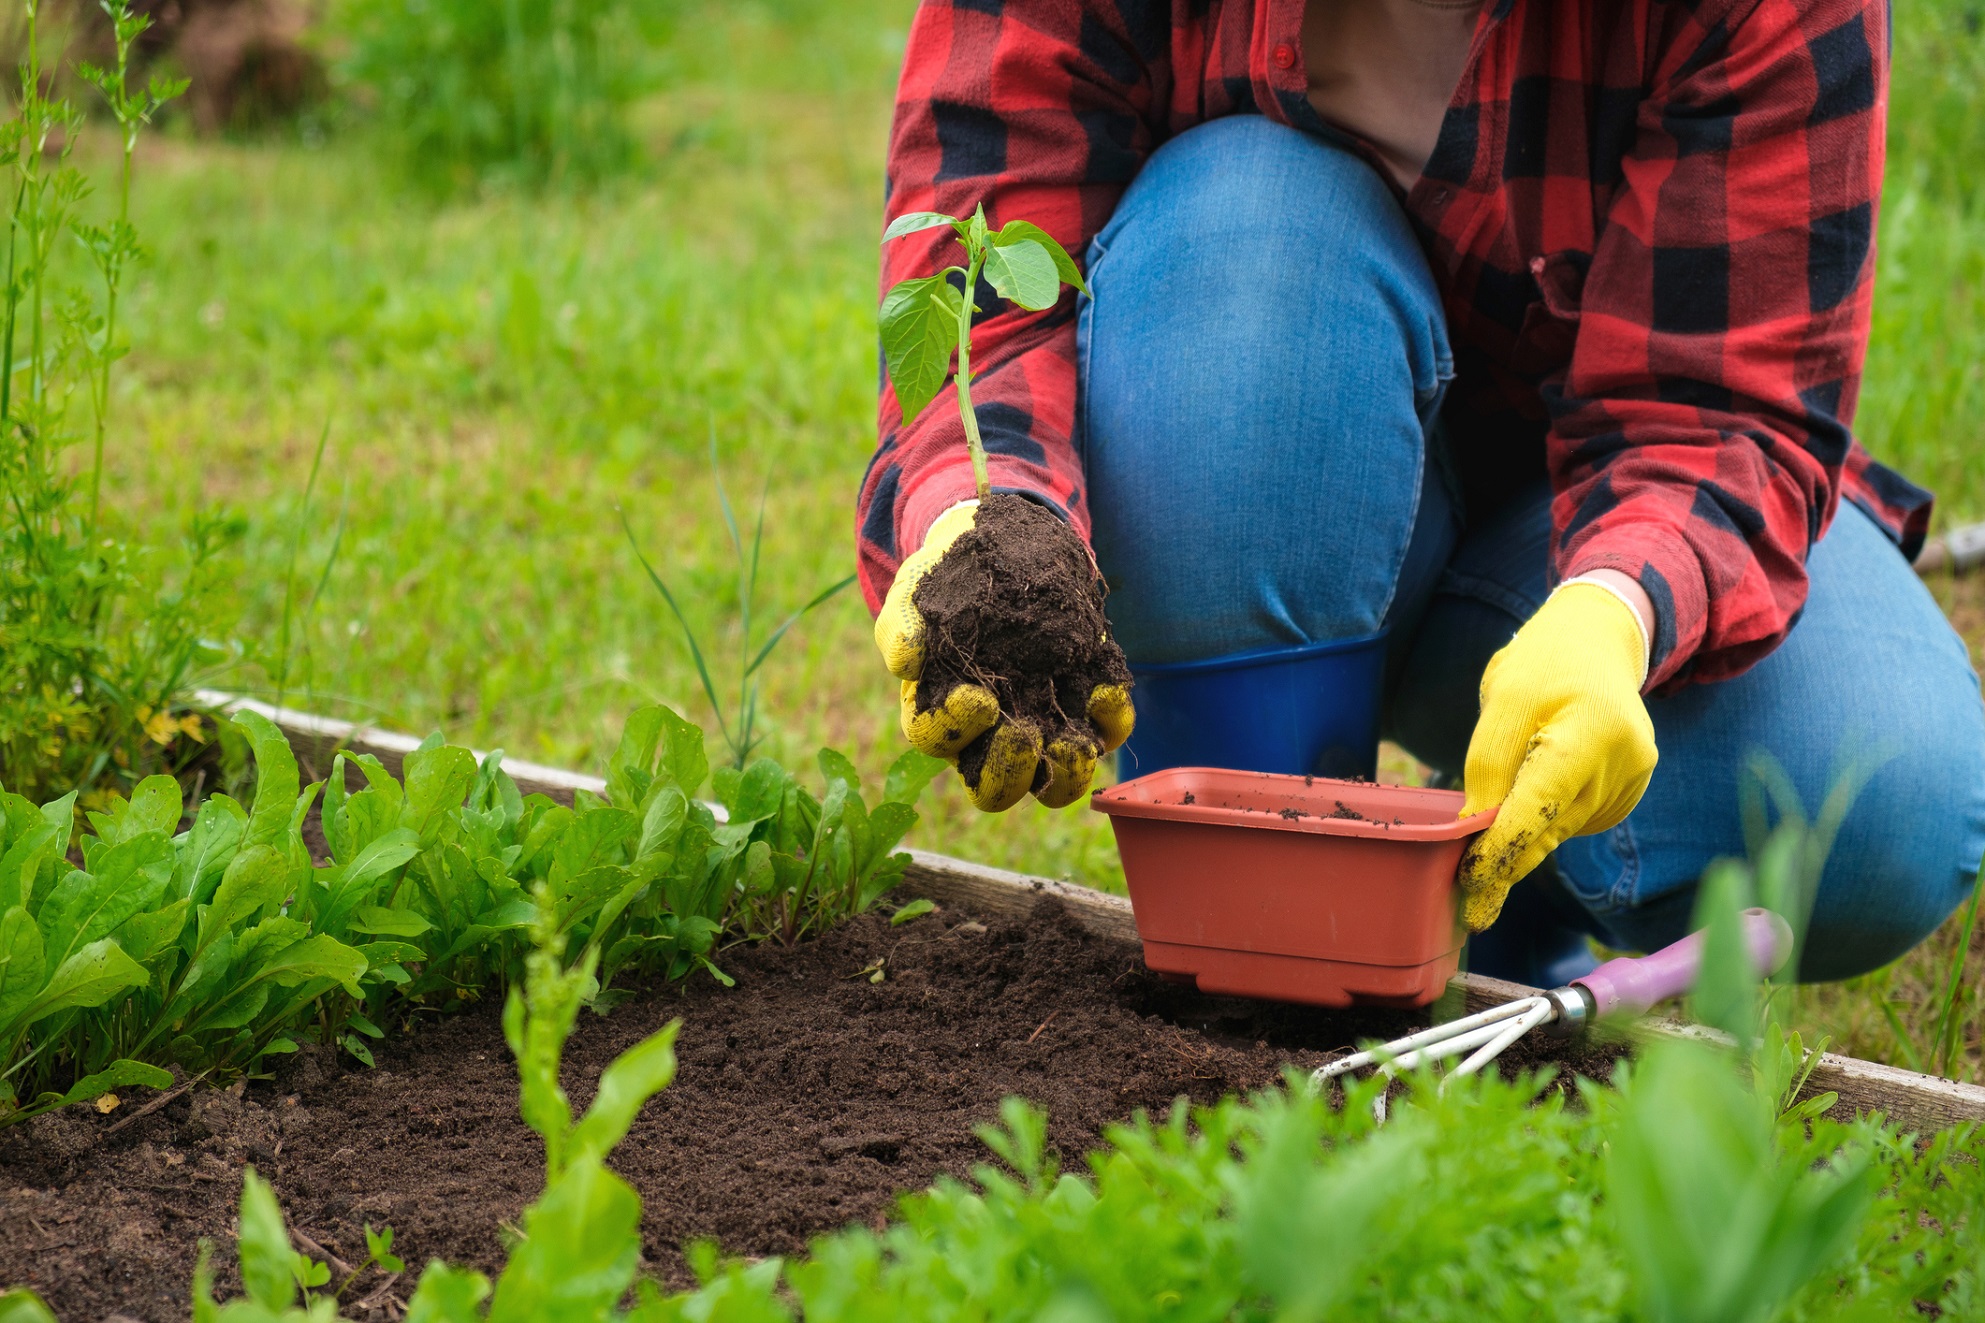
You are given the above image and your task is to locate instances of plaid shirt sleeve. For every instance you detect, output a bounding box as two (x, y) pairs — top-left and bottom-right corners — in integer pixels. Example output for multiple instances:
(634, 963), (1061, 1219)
(1548, 0), (1892, 691)
(857, 0), (1226, 613)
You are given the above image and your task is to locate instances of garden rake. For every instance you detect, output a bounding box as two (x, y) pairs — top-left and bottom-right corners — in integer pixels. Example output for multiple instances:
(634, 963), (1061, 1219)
(1313, 907), (1795, 1091)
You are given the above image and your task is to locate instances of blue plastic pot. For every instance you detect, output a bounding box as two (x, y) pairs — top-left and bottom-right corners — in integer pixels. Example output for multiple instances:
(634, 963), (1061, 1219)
(1117, 633), (1387, 781)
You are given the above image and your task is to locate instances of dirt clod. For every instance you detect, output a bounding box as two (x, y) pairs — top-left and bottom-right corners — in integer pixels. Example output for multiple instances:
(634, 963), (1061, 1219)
(914, 495), (1132, 793)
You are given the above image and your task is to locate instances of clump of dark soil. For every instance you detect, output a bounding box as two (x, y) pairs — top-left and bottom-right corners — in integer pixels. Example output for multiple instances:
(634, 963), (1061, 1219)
(0, 899), (1625, 1321)
(913, 494), (1132, 792)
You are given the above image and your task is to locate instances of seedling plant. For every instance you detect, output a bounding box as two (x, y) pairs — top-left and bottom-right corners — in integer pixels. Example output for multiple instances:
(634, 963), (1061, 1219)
(875, 206), (1132, 808)
(879, 205), (1086, 500)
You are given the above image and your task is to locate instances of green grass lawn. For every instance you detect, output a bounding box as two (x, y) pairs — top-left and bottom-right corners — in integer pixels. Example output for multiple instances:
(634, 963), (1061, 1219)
(94, 0), (1985, 1075)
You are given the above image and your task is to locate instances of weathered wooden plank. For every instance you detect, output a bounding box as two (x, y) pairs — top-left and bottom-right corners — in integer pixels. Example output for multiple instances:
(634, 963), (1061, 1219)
(901, 847), (1985, 1130)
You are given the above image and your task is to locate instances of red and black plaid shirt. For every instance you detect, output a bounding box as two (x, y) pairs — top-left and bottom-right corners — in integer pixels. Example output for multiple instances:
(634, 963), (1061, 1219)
(857, 0), (1929, 692)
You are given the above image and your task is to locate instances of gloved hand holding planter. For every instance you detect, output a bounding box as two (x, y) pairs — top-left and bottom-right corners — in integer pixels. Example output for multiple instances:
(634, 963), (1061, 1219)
(1458, 576), (1658, 932)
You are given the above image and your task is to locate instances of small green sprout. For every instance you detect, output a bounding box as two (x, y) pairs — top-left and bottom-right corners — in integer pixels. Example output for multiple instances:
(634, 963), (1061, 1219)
(879, 205), (1088, 501)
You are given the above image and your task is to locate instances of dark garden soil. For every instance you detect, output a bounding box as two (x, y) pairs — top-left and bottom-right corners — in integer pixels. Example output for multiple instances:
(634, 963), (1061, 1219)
(0, 897), (1627, 1322)
(913, 494), (1132, 793)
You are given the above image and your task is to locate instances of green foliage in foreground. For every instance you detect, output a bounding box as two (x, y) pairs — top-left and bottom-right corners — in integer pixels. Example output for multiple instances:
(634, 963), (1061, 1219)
(171, 1029), (1985, 1322)
(22, 820), (1962, 1323)
(0, 703), (943, 1125)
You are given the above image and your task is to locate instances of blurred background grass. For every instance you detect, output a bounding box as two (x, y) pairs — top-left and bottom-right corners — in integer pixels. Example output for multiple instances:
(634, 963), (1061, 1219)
(70, 0), (1985, 1068)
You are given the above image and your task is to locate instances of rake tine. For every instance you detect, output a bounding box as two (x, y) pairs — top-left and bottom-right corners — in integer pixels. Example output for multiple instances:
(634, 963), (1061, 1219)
(1445, 998), (1556, 1082)
(1312, 996), (1550, 1083)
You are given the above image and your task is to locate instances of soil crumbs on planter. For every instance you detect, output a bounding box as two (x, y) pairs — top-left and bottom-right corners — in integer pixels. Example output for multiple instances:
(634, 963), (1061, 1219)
(0, 899), (1624, 1320)
(913, 494), (1132, 791)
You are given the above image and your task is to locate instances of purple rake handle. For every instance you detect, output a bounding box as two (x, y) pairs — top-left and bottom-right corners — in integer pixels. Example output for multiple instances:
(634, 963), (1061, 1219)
(1571, 908), (1795, 1018)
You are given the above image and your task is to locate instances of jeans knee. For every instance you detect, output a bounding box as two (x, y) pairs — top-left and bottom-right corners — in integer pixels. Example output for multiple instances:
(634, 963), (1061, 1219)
(1798, 754), (1985, 981)
(1085, 116), (1450, 406)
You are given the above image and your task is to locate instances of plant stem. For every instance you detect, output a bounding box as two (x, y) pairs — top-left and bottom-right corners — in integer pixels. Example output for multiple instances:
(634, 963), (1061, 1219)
(1933, 861), (1985, 1078)
(955, 251), (991, 502)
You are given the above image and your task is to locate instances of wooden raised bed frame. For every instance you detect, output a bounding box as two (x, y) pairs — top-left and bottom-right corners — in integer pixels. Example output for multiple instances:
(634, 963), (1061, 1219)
(197, 690), (1985, 1134)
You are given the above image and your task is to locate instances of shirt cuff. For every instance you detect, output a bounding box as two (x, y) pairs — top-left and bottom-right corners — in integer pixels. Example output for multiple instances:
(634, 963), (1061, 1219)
(1562, 523), (1707, 692)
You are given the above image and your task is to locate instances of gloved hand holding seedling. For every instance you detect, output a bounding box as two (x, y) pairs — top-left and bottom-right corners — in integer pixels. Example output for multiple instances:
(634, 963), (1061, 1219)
(875, 206), (1133, 812)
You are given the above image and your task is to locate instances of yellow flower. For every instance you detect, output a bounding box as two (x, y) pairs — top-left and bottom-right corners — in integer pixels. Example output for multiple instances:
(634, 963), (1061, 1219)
(145, 709), (179, 745)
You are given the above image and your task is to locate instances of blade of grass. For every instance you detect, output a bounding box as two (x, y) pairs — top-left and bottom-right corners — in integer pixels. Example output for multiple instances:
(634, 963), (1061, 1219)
(1875, 986), (1928, 1074)
(619, 506), (732, 759)
(744, 574), (857, 676)
(1933, 861), (1985, 1078)
(273, 418), (332, 714)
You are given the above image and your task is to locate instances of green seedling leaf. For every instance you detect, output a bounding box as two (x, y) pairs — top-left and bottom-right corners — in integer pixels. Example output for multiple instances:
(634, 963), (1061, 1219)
(86, 774), (182, 846)
(0, 908), (46, 1032)
(636, 784), (688, 864)
(314, 827), (422, 934)
(201, 844), (292, 949)
(402, 1263), (492, 1321)
(232, 711), (301, 855)
(12, 939), (148, 1030)
(0, 1288), (58, 1323)
(49, 1059), (172, 1111)
(402, 744), (478, 839)
(1689, 859), (1761, 1043)
(608, 705), (667, 808)
(569, 1020), (680, 1163)
(366, 1224), (405, 1275)
(994, 219), (1090, 293)
(37, 830), (175, 968)
(891, 898), (936, 926)
(654, 704), (711, 800)
(485, 1154), (644, 1323)
(111, 898), (191, 965)
(352, 905), (435, 937)
(818, 749), (862, 796)
(0, 818), (60, 913)
(348, 1012), (386, 1039)
(880, 273), (965, 422)
(175, 795), (246, 907)
(883, 748), (948, 806)
(253, 933), (369, 996)
(343, 1035), (376, 1068)
(355, 940), (425, 968)
(882, 210), (961, 242)
(235, 1166), (303, 1310)
(981, 236), (1060, 311)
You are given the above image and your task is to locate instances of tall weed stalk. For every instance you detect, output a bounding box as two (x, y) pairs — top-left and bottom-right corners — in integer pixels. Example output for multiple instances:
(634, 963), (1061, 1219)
(621, 431), (854, 770)
(0, 0), (231, 808)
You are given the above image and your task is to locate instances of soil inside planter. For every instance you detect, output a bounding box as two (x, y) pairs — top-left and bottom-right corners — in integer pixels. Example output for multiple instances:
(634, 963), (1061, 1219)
(0, 898), (1626, 1321)
(912, 494), (1132, 792)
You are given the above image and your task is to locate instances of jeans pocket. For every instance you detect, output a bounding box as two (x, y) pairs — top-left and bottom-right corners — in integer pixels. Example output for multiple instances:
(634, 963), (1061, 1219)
(1553, 818), (1644, 916)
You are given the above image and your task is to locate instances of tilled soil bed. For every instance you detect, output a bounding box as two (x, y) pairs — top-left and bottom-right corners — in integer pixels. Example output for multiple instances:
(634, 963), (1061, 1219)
(0, 898), (1625, 1321)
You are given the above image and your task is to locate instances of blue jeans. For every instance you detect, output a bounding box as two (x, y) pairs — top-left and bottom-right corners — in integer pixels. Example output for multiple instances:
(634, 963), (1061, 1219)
(1077, 115), (1985, 984)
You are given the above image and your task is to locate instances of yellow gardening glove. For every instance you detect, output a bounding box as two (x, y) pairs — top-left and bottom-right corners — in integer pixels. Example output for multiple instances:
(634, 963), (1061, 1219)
(1457, 581), (1657, 931)
(875, 500), (1134, 812)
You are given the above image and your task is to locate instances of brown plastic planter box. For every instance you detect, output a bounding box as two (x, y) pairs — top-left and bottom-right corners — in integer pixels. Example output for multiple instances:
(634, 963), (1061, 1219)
(1091, 768), (1494, 1008)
